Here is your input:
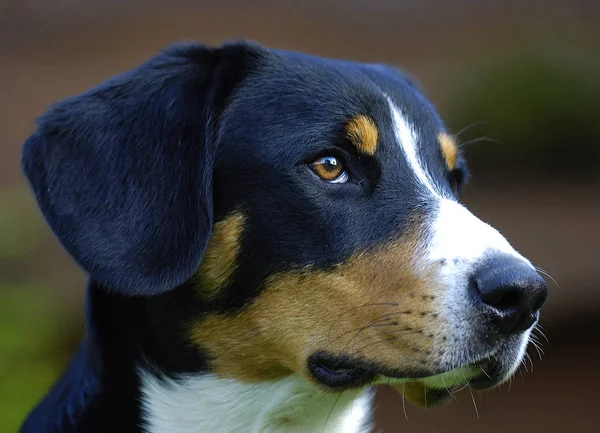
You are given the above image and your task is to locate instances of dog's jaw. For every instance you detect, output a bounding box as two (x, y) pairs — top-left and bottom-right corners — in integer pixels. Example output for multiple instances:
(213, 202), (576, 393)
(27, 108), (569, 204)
(139, 370), (374, 433)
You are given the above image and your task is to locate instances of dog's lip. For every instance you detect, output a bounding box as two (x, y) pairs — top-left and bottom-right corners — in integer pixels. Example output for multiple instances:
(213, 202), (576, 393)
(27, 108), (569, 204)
(386, 362), (494, 408)
(308, 353), (376, 389)
(385, 358), (505, 407)
(308, 352), (499, 394)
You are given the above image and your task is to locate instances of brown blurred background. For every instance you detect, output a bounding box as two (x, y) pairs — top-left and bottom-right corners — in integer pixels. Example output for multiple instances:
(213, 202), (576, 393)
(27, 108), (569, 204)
(1, 0), (599, 432)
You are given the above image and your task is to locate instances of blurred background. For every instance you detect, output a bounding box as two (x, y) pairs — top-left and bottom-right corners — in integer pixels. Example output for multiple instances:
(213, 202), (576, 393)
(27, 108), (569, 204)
(1, 0), (599, 431)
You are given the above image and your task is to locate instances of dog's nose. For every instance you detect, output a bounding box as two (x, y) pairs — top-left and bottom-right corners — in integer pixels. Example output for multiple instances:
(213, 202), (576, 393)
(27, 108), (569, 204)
(473, 255), (548, 334)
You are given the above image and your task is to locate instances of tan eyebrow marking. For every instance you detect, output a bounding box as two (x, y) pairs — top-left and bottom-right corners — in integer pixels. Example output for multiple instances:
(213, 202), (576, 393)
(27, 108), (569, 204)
(438, 132), (458, 170)
(345, 115), (379, 155)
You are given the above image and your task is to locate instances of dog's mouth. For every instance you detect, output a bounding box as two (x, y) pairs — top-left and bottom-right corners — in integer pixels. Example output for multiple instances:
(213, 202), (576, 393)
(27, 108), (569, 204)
(308, 352), (502, 407)
(307, 353), (377, 389)
(388, 360), (502, 408)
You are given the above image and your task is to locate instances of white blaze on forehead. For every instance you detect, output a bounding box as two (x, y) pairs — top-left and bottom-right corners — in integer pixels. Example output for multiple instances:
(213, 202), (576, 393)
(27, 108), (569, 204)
(385, 96), (530, 267)
(386, 96), (441, 198)
(429, 199), (526, 263)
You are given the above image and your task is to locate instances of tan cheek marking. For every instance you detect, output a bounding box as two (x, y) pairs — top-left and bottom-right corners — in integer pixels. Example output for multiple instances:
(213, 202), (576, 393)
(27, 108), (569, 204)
(190, 220), (446, 384)
(438, 132), (458, 170)
(195, 211), (245, 299)
(346, 115), (379, 155)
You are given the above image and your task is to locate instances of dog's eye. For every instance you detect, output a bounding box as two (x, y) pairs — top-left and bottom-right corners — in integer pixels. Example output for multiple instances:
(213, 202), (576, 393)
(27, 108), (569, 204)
(309, 156), (349, 183)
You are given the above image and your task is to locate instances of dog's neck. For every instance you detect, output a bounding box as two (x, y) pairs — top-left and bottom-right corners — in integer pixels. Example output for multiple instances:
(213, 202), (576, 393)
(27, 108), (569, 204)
(140, 371), (374, 433)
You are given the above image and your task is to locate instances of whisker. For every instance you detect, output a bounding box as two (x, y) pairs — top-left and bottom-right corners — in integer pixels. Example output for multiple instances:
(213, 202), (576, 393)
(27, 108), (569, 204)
(353, 329), (423, 353)
(327, 302), (400, 341)
(378, 328), (424, 338)
(458, 136), (500, 149)
(331, 311), (404, 343)
(531, 340), (545, 361)
(440, 374), (457, 402)
(369, 379), (376, 394)
(366, 322), (404, 329)
(402, 382), (408, 420)
(524, 351), (534, 372)
(535, 341), (546, 356)
(534, 325), (550, 344)
(454, 121), (490, 137)
(468, 386), (480, 419)
(539, 315), (553, 328)
(321, 391), (344, 433)
(218, 327), (261, 356)
(454, 384), (469, 393)
(334, 313), (408, 363)
(460, 368), (478, 416)
(480, 365), (492, 380)
(353, 336), (398, 354)
(519, 364), (526, 384)
(529, 333), (540, 345)
(534, 266), (559, 288)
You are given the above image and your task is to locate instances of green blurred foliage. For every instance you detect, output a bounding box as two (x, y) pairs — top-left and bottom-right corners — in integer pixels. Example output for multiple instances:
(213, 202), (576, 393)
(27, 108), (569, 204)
(0, 186), (77, 432)
(448, 47), (600, 177)
(0, 188), (45, 261)
(0, 286), (67, 432)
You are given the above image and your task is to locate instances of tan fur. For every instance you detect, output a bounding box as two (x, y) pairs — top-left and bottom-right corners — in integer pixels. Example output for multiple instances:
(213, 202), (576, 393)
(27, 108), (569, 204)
(438, 132), (458, 170)
(196, 212), (245, 299)
(190, 218), (450, 384)
(345, 115), (379, 155)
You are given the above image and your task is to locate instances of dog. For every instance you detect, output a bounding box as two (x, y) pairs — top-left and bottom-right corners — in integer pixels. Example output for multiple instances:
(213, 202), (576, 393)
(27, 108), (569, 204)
(20, 41), (547, 433)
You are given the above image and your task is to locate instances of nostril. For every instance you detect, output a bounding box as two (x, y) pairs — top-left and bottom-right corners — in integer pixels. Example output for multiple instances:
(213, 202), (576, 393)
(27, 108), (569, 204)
(472, 255), (549, 335)
(532, 290), (548, 313)
(482, 287), (522, 311)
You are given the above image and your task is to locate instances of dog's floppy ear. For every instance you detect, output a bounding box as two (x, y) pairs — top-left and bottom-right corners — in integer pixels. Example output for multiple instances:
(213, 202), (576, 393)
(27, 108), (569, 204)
(22, 42), (264, 296)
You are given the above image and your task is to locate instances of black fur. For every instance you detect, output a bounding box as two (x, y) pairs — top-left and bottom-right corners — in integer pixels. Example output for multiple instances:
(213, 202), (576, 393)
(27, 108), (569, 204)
(22, 42), (264, 296)
(20, 41), (467, 432)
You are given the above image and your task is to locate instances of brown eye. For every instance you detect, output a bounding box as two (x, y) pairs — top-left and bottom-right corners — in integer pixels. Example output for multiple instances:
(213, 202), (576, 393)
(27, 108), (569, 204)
(310, 156), (349, 183)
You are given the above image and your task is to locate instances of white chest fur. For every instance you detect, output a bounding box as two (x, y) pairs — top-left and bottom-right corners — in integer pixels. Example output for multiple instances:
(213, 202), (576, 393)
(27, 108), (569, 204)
(139, 370), (373, 433)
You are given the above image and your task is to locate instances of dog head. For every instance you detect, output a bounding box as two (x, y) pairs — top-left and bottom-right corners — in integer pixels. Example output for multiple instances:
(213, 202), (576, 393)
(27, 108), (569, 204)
(23, 42), (547, 407)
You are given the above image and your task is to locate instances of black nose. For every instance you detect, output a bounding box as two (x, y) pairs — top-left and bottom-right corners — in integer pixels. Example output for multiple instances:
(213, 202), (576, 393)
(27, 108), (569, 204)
(473, 255), (548, 334)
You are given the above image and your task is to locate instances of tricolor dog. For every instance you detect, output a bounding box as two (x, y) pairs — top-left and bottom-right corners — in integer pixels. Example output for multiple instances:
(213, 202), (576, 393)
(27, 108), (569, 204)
(20, 41), (547, 433)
